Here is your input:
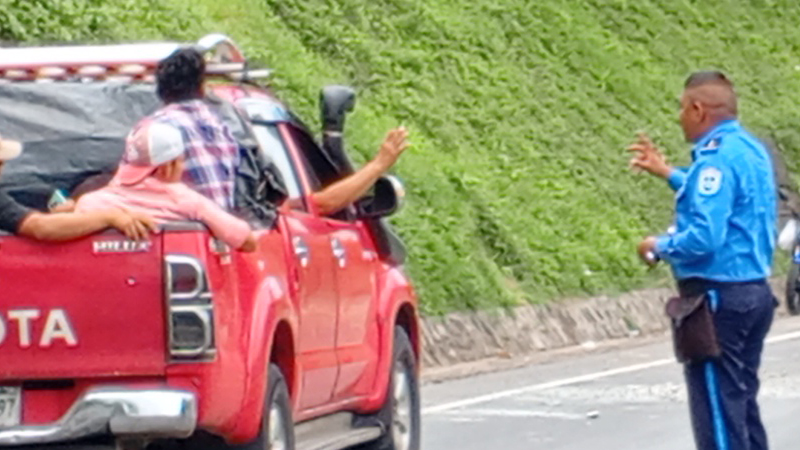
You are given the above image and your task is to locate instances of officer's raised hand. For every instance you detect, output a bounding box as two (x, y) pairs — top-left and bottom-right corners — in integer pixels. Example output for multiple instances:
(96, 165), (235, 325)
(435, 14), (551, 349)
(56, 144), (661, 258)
(628, 133), (672, 179)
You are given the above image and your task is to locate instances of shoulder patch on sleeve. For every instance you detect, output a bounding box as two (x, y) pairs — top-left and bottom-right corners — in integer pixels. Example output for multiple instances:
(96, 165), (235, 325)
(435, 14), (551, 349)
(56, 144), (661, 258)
(698, 167), (723, 196)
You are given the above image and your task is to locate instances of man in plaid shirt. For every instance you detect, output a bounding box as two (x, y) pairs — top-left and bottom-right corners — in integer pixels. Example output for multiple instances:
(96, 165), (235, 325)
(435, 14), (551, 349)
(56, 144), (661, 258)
(128, 47), (239, 210)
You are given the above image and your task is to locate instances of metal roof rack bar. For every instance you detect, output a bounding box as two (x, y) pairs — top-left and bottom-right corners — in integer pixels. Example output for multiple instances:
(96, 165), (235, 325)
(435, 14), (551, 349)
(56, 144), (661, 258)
(196, 34), (246, 64)
(0, 34), (270, 83)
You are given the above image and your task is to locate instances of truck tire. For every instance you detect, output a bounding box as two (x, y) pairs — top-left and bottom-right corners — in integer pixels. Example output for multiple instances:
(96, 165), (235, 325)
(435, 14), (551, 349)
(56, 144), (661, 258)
(786, 262), (800, 315)
(151, 364), (294, 450)
(361, 326), (421, 450)
(239, 363), (295, 450)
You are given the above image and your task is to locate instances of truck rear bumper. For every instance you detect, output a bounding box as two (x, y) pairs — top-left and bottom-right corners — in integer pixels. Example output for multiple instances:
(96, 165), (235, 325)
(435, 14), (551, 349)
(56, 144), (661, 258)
(0, 387), (197, 447)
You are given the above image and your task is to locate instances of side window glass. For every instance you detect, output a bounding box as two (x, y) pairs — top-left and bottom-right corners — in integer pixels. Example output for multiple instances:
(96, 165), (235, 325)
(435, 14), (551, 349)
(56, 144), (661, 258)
(240, 99), (305, 210)
(286, 125), (341, 191)
(285, 125), (356, 220)
(250, 124), (304, 210)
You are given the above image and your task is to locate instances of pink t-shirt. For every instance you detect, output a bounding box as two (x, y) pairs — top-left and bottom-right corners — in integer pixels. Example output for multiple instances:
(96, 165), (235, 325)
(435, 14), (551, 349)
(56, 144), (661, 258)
(77, 178), (252, 249)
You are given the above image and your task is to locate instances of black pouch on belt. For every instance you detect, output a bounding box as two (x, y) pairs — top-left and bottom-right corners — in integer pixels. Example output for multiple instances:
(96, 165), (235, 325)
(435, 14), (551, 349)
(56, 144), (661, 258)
(665, 293), (721, 364)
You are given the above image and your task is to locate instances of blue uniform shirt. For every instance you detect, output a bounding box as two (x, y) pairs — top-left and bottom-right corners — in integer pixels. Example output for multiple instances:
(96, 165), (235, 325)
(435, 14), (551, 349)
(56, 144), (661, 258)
(655, 119), (777, 282)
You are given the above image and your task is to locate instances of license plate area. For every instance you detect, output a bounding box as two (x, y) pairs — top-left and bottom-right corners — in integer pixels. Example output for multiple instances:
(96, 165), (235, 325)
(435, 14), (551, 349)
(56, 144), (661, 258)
(0, 387), (21, 427)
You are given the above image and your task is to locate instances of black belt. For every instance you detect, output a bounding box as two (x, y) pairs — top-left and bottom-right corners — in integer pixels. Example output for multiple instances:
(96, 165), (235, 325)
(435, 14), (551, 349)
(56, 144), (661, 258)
(677, 277), (768, 298)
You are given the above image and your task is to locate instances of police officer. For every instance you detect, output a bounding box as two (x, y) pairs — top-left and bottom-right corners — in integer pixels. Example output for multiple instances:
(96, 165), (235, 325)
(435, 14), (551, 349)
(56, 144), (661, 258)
(630, 71), (776, 450)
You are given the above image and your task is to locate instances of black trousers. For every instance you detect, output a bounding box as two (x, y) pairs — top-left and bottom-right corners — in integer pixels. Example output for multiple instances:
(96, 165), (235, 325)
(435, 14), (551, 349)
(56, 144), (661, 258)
(678, 279), (776, 450)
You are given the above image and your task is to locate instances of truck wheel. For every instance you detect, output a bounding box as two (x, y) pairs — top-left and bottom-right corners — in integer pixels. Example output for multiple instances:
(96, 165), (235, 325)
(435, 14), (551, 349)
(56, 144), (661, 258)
(363, 326), (421, 450)
(786, 262), (800, 315)
(239, 364), (295, 450)
(153, 364), (294, 450)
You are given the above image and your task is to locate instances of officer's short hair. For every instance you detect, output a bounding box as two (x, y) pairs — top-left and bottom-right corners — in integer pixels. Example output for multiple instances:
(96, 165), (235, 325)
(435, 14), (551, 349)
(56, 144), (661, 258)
(685, 71), (733, 89)
(684, 71), (737, 116)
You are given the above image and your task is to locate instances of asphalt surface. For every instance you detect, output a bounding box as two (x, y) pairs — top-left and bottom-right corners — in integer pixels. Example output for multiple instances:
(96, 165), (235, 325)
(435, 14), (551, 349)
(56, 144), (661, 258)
(421, 315), (800, 450)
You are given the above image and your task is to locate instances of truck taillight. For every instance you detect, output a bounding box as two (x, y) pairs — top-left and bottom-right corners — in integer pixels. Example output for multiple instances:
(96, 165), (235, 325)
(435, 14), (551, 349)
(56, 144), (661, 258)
(165, 254), (216, 360)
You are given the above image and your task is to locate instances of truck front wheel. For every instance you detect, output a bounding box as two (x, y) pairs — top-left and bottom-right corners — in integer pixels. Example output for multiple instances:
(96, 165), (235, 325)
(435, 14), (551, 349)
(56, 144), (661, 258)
(361, 326), (421, 450)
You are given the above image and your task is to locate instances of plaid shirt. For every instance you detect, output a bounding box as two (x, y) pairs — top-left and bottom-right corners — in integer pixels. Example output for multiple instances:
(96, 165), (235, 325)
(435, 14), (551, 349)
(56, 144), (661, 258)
(127, 100), (240, 210)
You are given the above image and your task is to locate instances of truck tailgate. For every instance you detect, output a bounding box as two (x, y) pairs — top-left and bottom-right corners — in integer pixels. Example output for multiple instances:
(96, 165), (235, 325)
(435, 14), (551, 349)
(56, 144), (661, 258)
(0, 234), (166, 379)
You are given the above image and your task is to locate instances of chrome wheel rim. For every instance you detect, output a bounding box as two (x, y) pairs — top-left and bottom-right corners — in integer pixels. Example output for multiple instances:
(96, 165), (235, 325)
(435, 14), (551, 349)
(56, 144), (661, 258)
(392, 365), (413, 450)
(268, 400), (287, 450)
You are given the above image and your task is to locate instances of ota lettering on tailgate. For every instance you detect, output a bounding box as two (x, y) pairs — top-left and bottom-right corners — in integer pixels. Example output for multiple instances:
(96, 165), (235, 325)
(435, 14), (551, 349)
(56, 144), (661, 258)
(0, 309), (78, 348)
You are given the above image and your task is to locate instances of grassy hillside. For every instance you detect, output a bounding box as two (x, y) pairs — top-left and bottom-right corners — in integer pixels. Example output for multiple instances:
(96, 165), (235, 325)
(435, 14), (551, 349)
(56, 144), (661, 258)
(4, 0), (800, 314)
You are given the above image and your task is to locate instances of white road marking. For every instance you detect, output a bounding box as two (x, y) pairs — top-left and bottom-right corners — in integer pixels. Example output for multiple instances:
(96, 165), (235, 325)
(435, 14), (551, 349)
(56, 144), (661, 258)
(446, 417), (484, 423)
(423, 359), (673, 414)
(764, 329), (800, 344)
(423, 329), (800, 415)
(442, 408), (585, 420)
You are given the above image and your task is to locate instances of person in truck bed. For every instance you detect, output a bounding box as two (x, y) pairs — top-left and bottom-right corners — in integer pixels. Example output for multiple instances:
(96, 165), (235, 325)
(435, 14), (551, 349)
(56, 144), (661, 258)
(76, 120), (257, 252)
(151, 47), (409, 217)
(0, 133), (156, 240)
(145, 47), (240, 210)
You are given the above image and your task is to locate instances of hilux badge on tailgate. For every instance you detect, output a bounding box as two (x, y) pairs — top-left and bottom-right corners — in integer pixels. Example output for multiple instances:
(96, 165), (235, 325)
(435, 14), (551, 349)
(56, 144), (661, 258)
(93, 240), (152, 254)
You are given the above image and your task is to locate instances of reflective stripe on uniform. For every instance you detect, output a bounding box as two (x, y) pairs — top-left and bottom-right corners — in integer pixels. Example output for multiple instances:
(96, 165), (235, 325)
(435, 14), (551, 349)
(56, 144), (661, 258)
(705, 289), (728, 450)
(704, 362), (730, 450)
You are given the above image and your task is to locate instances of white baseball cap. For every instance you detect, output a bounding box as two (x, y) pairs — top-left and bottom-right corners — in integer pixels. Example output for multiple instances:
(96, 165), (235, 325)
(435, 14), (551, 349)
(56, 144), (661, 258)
(0, 133), (22, 161)
(114, 121), (185, 185)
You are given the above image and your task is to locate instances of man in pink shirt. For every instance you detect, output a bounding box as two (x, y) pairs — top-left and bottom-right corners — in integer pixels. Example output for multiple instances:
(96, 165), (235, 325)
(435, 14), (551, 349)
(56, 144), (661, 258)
(77, 120), (257, 252)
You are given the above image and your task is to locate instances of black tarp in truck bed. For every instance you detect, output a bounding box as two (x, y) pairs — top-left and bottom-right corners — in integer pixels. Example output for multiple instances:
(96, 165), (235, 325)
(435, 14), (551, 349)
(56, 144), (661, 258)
(0, 83), (161, 209)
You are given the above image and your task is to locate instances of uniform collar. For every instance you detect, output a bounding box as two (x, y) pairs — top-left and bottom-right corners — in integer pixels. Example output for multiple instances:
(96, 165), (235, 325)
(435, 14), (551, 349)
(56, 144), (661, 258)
(692, 119), (739, 159)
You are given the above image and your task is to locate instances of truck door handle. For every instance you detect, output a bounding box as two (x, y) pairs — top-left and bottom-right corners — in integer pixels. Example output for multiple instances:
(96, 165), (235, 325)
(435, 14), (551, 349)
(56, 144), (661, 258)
(331, 238), (347, 268)
(293, 236), (310, 268)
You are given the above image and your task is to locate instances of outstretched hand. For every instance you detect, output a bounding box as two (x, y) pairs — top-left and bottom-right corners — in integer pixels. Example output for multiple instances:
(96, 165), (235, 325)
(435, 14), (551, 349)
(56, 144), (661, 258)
(628, 133), (671, 179)
(375, 127), (409, 171)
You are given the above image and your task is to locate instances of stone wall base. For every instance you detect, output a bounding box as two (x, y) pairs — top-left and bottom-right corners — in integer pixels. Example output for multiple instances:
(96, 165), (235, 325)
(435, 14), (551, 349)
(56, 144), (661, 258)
(420, 278), (786, 370)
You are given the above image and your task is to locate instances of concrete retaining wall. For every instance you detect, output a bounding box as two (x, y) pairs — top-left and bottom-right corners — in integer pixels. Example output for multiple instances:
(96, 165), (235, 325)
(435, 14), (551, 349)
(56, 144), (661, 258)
(420, 278), (786, 370)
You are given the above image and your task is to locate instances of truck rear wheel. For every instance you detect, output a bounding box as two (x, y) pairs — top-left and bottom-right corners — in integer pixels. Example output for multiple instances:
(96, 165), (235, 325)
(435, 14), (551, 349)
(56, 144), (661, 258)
(361, 326), (420, 450)
(153, 364), (294, 450)
(238, 363), (295, 450)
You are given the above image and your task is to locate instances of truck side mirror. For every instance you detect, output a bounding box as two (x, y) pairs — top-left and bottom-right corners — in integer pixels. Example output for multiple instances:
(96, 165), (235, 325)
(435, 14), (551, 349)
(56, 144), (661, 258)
(320, 86), (357, 174)
(356, 175), (405, 219)
(321, 85), (356, 133)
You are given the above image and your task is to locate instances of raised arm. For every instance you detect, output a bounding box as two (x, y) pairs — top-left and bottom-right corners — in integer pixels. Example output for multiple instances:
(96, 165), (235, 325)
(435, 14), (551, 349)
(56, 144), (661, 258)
(311, 127), (408, 215)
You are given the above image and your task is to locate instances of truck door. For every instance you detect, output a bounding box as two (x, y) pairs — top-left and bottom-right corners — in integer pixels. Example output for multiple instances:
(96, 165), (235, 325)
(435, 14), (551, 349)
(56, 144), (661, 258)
(282, 212), (341, 410)
(280, 122), (381, 401)
(249, 121), (341, 410)
(327, 220), (380, 400)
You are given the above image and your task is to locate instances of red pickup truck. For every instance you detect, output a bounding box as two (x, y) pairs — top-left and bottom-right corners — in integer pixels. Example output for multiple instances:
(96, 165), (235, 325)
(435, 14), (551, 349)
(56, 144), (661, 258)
(0, 34), (421, 450)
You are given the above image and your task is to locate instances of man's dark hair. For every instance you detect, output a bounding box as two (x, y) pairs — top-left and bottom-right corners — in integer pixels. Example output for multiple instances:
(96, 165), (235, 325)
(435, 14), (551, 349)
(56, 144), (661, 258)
(156, 47), (206, 103)
(684, 70), (737, 117)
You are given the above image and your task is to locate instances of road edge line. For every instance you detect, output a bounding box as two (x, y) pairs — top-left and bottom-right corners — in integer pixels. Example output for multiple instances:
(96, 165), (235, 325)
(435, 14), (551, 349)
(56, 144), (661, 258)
(423, 328), (800, 415)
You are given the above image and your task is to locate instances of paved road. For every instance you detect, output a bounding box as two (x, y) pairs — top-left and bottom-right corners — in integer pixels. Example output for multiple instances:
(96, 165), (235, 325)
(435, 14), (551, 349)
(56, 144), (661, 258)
(421, 316), (800, 450)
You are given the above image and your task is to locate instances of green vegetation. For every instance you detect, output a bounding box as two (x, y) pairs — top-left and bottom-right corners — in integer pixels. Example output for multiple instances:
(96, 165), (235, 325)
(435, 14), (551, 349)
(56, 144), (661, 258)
(3, 0), (800, 314)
